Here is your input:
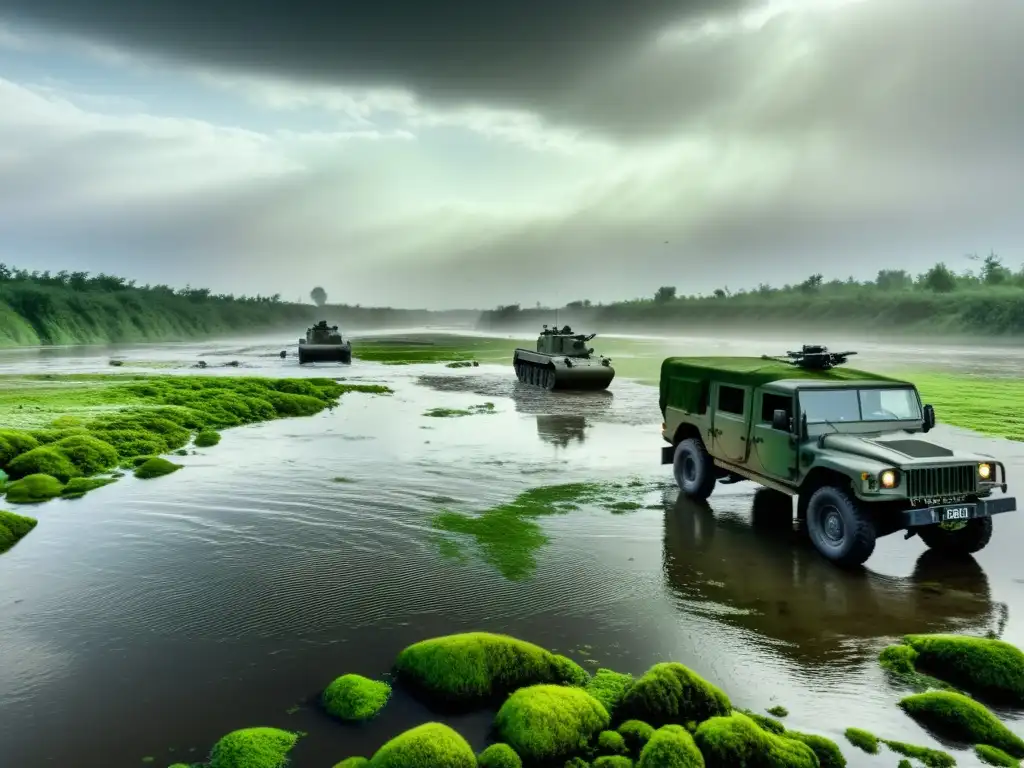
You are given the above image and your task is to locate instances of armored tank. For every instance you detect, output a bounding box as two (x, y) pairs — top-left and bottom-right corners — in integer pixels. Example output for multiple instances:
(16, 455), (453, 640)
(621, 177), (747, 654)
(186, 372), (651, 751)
(298, 320), (352, 364)
(513, 324), (614, 391)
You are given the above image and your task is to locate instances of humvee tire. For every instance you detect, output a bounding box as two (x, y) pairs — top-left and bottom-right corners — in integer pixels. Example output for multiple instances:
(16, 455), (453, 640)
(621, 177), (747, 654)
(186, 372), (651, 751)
(918, 517), (993, 555)
(673, 437), (717, 501)
(804, 485), (877, 567)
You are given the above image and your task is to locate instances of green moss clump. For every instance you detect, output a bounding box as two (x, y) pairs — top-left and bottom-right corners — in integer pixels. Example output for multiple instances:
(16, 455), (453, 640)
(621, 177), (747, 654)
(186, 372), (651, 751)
(881, 738), (954, 768)
(618, 662), (731, 728)
(597, 730), (628, 755)
(765, 706), (788, 718)
(135, 457), (183, 479)
(843, 727), (878, 754)
(899, 691), (1024, 757)
(787, 732), (846, 768)
(636, 724), (704, 768)
(61, 476), (116, 498)
(394, 632), (587, 704)
(476, 743), (522, 768)
(368, 722), (475, 768)
(0, 509), (38, 553)
(495, 684), (610, 763)
(740, 709), (786, 735)
(51, 434), (118, 474)
(694, 713), (817, 767)
(618, 721), (656, 755)
(194, 429), (221, 447)
(897, 761), (912, 768)
(321, 674), (391, 721)
(976, 744), (1020, 766)
(593, 757), (634, 768)
(6, 446), (81, 482)
(903, 633), (1024, 705)
(880, 644), (920, 676)
(333, 758), (371, 768)
(0, 429), (40, 467)
(585, 670), (635, 719)
(207, 727), (298, 768)
(4, 473), (64, 504)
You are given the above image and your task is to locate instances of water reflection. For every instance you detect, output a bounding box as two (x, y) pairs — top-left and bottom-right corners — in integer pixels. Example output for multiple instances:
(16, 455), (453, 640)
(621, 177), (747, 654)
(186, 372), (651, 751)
(536, 415), (589, 447)
(662, 489), (1002, 667)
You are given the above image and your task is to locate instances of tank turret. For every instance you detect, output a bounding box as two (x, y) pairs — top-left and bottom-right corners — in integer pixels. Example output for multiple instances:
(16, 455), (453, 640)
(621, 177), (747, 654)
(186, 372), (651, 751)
(760, 344), (857, 371)
(512, 324), (614, 391)
(298, 320), (352, 364)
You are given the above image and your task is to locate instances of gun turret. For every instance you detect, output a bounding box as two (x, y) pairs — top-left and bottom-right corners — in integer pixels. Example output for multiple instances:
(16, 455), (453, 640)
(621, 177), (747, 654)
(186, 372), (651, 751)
(761, 344), (857, 371)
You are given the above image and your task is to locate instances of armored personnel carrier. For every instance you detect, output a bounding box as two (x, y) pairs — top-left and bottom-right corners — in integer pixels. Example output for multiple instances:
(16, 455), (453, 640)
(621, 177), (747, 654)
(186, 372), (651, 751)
(298, 320), (352, 364)
(513, 324), (614, 391)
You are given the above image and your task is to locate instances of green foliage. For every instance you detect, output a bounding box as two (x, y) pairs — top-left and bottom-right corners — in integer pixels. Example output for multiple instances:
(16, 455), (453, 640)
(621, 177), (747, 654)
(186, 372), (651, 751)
(476, 743), (523, 768)
(494, 684), (610, 763)
(900, 633), (1024, 705)
(321, 674), (391, 721)
(618, 662), (731, 728)
(394, 632), (587, 704)
(694, 713), (818, 767)
(368, 722), (475, 768)
(0, 509), (37, 553)
(194, 429), (221, 448)
(4, 473), (64, 504)
(585, 670), (635, 719)
(976, 744), (1020, 766)
(135, 457), (183, 479)
(207, 727), (299, 768)
(636, 724), (703, 768)
(899, 691), (1024, 756)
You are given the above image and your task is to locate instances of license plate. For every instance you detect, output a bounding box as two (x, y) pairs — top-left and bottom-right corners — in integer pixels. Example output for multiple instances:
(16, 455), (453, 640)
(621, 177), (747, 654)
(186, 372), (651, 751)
(938, 504), (975, 522)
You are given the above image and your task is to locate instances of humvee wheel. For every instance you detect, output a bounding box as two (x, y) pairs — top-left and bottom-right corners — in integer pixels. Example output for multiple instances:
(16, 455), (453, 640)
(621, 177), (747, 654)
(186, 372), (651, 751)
(918, 517), (993, 555)
(805, 485), (877, 567)
(673, 437), (716, 500)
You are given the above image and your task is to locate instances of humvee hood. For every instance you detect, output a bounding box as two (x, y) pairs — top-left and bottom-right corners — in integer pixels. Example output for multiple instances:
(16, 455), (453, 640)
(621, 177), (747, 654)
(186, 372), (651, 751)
(820, 434), (977, 465)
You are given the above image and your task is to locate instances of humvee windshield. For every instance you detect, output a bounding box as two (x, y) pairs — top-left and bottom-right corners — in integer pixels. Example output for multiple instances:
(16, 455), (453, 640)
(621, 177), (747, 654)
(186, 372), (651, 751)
(798, 386), (922, 423)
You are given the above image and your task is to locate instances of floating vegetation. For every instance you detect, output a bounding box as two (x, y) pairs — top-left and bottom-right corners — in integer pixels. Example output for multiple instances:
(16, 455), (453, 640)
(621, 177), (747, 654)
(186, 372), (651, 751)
(423, 402), (496, 418)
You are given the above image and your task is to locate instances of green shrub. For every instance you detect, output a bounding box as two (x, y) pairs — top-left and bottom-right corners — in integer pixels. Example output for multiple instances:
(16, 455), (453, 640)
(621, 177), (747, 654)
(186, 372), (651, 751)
(495, 684), (610, 763)
(899, 691), (1024, 757)
(619, 662), (731, 728)
(207, 727), (298, 768)
(321, 674), (391, 721)
(368, 722), (475, 768)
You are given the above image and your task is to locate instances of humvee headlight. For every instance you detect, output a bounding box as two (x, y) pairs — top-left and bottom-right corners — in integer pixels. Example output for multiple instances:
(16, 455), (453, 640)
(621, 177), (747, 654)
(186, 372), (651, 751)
(880, 470), (897, 489)
(979, 463), (992, 480)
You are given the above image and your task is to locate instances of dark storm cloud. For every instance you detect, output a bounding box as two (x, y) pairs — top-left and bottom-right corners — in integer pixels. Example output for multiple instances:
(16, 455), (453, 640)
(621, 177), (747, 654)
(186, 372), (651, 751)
(0, 0), (749, 115)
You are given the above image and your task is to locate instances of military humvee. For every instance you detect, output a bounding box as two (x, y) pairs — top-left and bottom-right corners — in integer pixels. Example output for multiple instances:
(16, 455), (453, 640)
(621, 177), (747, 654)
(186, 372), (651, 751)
(658, 345), (1016, 567)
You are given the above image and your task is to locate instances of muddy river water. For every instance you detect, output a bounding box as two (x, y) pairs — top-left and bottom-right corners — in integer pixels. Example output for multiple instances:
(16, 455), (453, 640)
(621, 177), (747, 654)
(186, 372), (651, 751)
(1, 331), (1023, 767)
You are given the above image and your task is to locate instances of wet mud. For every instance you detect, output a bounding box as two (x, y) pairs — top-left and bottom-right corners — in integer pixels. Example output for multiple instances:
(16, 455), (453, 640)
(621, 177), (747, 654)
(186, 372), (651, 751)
(0, 331), (1023, 767)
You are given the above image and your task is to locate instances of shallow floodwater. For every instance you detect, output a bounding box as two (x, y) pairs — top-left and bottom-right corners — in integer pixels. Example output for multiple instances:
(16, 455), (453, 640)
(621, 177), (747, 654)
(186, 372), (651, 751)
(1, 331), (1023, 767)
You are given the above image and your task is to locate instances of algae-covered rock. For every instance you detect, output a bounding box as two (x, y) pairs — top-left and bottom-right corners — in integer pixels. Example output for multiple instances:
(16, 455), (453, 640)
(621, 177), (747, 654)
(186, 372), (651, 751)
(394, 632), (587, 704)
(694, 712), (817, 768)
(903, 634), (1024, 705)
(6, 446), (81, 482)
(321, 674), (391, 721)
(618, 662), (731, 728)
(637, 724), (705, 768)
(195, 429), (221, 448)
(976, 743), (1020, 766)
(208, 727), (298, 768)
(766, 706), (788, 718)
(880, 644), (920, 676)
(333, 758), (371, 768)
(51, 434), (118, 474)
(135, 457), (183, 479)
(477, 742), (523, 768)
(740, 709), (785, 735)
(899, 691), (1024, 757)
(368, 722), (475, 768)
(585, 669), (635, 719)
(61, 476), (116, 498)
(881, 738), (954, 768)
(594, 757), (634, 768)
(787, 731), (846, 768)
(0, 429), (40, 467)
(4, 473), (64, 504)
(495, 684), (610, 763)
(597, 730), (628, 756)
(618, 721), (656, 755)
(0, 509), (37, 553)
(843, 727), (878, 754)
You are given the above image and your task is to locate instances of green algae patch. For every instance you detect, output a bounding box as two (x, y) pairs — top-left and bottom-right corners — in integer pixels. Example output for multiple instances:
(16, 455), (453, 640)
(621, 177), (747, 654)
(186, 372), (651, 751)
(619, 721), (656, 755)
(618, 662), (731, 728)
(4, 473), (64, 504)
(0, 429), (40, 466)
(321, 674), (391, 721)
(880, 644), (920, 676)
(901, 633), (1024, 705)
(6, 445), (81, 482)
(194, 429), (221, 447)
(843, 727), (878, 754)
(0, 509), (37, 553)
(598, 730), (629, 755)
(431, 480), (666, 581)
(368, 722), (475, 768)
(333, 759), (370, 768)
(881, 738), (954, 768)
(353, 335), (519, 366)
(594, 757), (634, 768)
(61, 476), (116, 498)
(477, 743), (523, 768)
(786, 732), (846, 768)
(636, 724), (704, 768)
(495, 684), (610, 763)
(135, 457), (183, 479)
(207, 727), (299, 768)
(976, 744), (1020, 766)
(586, 669), (635, 719)
(900, 691), (1024, 757)
(423, 403), (496, 418)
(765, 706), (788, 718)
(694, 712), (817, 768)
(901, 373), (1024, 442)
(395, 631), (587, 706)
(740, 709), (785, 735)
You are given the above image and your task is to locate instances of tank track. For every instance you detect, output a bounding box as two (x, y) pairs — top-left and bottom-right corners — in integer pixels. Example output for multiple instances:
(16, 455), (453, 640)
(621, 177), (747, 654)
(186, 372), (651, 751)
(298, 347), (352, 365)
(514, 359), (556, 390)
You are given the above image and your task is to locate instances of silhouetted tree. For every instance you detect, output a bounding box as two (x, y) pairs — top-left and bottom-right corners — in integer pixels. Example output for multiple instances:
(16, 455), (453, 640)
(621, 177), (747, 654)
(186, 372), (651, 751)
(654, 286), (677, 303)
(310, 286), (328, 306)
(921, 263), (957, 293)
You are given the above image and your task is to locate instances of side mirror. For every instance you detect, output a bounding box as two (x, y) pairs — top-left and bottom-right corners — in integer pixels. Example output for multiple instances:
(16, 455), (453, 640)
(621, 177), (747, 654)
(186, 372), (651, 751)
(923, 404), (936, 432)
(772, 409), (791, 432)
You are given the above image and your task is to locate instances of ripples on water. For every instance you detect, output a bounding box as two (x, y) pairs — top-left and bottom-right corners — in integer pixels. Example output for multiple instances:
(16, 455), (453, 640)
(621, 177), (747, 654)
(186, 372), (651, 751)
(1, 334), (1023, 766)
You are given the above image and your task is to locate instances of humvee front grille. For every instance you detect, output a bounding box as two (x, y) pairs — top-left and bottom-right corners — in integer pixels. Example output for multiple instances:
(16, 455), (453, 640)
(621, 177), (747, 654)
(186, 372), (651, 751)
(904, 465), (977, 499)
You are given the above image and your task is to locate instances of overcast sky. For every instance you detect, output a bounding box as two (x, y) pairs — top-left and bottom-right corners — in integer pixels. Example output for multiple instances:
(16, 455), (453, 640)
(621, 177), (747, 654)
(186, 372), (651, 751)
(0, 0), (1020, 309)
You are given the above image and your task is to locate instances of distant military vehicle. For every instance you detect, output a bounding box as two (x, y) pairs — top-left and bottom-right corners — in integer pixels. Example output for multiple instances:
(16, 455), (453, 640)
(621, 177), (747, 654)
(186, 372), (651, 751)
(658, 344), (1016, 567)
(298, 320), (352, 364)
(513, 325), (614, 391)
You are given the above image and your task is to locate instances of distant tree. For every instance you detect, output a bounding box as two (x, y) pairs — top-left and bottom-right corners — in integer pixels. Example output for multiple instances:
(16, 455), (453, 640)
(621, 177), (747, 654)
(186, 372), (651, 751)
(310, 286), (328, 306)
(799, 273), (824, 293)
(982, 252), (1010, 285)
(713, 288), (727, 299)
(654, 286), (677, 303)
(875, 269), (911, 291)
(921, 263), (957, 293)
